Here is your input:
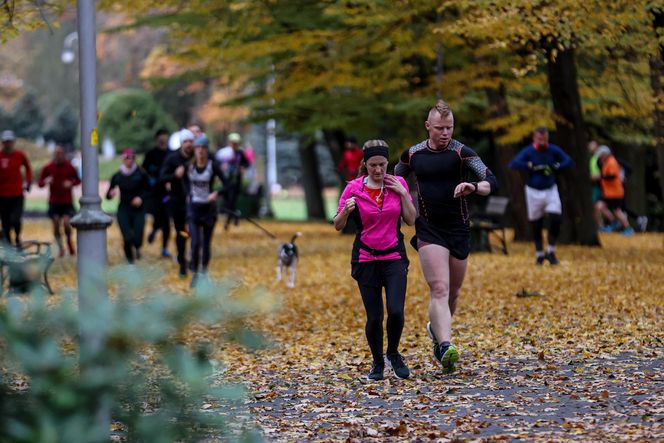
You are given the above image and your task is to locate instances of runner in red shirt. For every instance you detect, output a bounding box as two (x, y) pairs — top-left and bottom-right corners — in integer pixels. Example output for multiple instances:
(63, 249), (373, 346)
(0, 130), (32, 247)
(338, 137), (364, 182)
(38, 145), (81, 256)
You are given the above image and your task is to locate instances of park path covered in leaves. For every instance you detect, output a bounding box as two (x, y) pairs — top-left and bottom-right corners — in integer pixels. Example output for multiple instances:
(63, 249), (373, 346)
(36, 220), (663, 441)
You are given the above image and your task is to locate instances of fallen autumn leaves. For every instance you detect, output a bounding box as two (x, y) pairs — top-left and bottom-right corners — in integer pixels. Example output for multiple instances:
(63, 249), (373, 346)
(18, 219), (664, 441)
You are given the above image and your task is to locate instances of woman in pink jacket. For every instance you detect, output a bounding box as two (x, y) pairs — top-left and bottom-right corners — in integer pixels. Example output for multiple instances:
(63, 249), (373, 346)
(334, 139), (416, 381)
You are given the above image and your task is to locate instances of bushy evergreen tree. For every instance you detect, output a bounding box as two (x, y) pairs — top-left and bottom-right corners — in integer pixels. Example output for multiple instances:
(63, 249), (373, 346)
(12, 91), (44, 139)
(0, 106), (12, 131)
(98, 89), (177, 154)
(44, 101), (79, 149)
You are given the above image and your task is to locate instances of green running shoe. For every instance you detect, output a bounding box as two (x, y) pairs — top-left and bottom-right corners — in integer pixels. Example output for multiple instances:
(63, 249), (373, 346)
(441, 344), (459, 374)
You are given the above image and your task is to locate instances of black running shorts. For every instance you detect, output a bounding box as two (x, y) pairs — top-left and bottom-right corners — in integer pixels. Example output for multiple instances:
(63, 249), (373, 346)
(410, 216), (471, 260)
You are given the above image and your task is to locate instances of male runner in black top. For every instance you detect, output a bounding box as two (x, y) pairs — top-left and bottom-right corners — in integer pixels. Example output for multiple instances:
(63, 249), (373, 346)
(396, 99), (498, 373)
(143, 128), (171, 258)
(160, 129), (195, 277)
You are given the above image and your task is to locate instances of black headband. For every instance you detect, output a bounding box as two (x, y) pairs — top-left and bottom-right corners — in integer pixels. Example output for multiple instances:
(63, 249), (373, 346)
(363, 146), (389, 162)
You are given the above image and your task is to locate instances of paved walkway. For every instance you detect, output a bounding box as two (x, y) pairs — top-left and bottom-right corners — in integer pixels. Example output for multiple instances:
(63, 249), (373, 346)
(236, 351), (662, 441)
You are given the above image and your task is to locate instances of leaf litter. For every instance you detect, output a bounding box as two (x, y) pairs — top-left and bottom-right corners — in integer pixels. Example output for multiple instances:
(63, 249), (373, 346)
(20, 220), (664, 441)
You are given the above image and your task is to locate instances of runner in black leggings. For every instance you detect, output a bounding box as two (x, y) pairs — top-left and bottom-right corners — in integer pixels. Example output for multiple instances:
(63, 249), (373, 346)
(334, 140), (417, 381)
(187, 135), (226, 288)
(106, 149), (150, 263)
(160, 129), (195, 277)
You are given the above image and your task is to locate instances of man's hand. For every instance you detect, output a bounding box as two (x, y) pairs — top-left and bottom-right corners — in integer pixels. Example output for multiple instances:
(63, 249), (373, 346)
(453, 182), (477, 198)
(131, 196), (142, 208)
(207, 191), (218, 203)
(63, 180), (73, 189)
(175, 165), (185, 178)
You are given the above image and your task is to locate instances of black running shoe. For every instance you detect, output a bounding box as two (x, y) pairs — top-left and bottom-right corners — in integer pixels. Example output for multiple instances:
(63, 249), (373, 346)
(386, 353), (410, 379)
(426, 321), (438, 344)
(545, 251), (559, 265)
(535, 255), (546, 265)
(433, 343), (443, 363)
(367, 362), (384, 381)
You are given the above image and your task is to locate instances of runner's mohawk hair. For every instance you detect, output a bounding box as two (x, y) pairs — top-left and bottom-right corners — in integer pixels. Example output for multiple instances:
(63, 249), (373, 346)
(429, 99), (452, 119)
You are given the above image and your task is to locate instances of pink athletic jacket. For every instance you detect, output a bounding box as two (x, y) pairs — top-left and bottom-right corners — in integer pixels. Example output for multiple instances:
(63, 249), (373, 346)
(337, 175), (412, 263)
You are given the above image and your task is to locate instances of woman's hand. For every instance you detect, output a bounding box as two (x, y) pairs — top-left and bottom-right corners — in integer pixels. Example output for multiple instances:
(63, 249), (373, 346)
(343, 196), (357, 214)
(334, 196), (356, 231)
(131, 196), (143, 207)
(384, 174), (407, 197)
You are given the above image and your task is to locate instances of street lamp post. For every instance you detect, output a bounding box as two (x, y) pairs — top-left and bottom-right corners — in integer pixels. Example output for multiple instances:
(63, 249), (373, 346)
(68, 0), (112, 436)
(263, 118), (277, 216)
(61, 31), (78, 64)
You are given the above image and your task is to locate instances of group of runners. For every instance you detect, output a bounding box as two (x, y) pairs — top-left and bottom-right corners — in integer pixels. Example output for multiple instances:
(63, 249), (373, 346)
(336, 100), (497, 379)
(106, 127), (250, 288)
(0, 126), (250, 289)
(334, 98), (644, 380)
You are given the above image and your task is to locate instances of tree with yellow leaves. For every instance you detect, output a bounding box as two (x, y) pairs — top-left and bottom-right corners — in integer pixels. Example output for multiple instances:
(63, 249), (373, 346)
(106, 0), (661, 235)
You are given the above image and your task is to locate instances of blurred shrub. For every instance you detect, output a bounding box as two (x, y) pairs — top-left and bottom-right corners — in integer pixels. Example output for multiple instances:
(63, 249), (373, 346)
(11, 91), (45, 140)
(0, 106), (12, 131)
(0, 268), (267, 442)
(98, 89), (176, 154)
(43, 101), (79, 150)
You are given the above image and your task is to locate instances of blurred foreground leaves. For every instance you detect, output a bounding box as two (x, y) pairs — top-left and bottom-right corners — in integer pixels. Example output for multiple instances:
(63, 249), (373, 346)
(0, 254), (266, 442)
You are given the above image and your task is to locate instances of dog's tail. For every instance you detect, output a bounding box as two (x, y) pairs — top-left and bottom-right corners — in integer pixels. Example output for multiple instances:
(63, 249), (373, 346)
(290, 232), (302, 244)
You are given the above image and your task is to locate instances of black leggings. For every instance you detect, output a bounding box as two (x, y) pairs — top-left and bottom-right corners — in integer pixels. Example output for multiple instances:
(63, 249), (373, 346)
(117, 205), (145, 263)
(189, 203), (217, 273)
(354, 259), (408, 364)
(531, 212), (561, 251)
(223, 184), (241, 227)
(170, 206), (187, 267)
(0, 196), (24, 246)
(151, 196), (171, 249)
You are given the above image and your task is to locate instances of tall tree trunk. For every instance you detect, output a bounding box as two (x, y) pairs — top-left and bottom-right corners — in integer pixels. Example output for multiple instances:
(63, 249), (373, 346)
(546, 47), (600, 246)
(323, 129), (346, 172)
(298, 137), (326, 219)
(651, 7), (664, 204)
(485, 83), (531, 241)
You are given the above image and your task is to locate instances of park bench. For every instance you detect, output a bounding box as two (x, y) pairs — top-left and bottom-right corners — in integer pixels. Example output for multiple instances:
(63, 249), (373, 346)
(470, 196), (509, 255)
(0, 241), (55, 296)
